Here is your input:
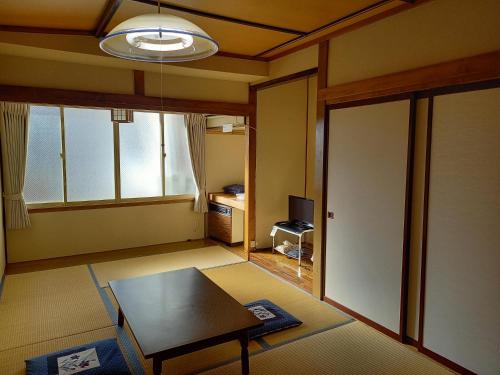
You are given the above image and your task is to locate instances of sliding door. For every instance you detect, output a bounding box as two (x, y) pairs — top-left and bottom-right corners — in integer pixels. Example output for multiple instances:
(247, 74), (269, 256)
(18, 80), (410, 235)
(422, 87), (500, 374)
(325, 99), (412, 337)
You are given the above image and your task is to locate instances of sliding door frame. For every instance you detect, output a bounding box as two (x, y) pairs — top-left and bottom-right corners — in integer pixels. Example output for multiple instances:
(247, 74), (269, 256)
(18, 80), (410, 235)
(322, 92), (416, 342)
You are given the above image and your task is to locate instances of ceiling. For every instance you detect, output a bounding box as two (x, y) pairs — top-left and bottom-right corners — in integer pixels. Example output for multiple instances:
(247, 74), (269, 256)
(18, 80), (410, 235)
(0, 0), (416, 60)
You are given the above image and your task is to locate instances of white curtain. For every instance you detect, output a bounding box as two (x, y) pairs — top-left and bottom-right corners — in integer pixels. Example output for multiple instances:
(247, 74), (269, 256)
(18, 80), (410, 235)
(185, 113), (208, 213)
(0, 102), (31, 229)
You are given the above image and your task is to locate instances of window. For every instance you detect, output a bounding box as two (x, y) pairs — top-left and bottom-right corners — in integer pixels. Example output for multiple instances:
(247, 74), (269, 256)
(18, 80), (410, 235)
(24, 106), (64, 203)
(23, 105), (196, 206)
(120, 112), (162, 198)
(164, 114), (196, 195)
(64, 108), (115, 202)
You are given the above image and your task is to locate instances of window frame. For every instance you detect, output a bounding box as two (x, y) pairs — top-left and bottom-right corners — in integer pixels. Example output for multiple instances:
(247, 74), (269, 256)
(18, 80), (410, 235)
(26, 104), (195, 211)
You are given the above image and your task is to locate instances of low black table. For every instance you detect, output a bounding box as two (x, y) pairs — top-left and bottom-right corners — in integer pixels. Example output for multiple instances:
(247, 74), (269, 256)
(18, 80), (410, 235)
(109, 267), (262, 375)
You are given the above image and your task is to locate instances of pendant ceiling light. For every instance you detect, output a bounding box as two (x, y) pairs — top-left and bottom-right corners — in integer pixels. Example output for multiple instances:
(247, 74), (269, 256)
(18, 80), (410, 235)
(99, 1), (218, 62)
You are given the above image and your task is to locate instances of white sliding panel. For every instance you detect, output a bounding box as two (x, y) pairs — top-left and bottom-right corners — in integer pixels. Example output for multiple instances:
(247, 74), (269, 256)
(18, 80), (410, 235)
(325, 100), (410, 335)
(423, 87), (500, 374)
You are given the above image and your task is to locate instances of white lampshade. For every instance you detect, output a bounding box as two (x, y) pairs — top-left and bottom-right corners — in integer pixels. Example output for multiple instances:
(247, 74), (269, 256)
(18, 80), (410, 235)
(100, 14), (218, 62)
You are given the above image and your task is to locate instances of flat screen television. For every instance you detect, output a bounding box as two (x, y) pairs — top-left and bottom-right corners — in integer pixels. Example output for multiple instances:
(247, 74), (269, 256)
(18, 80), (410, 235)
(288, 195), (314, 226)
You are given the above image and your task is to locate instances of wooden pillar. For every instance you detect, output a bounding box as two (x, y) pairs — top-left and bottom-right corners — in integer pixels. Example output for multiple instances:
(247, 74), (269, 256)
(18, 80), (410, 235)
(312, 41), (329, 299)
(133, 70), (145, 96)
(244, 88), (257, 258)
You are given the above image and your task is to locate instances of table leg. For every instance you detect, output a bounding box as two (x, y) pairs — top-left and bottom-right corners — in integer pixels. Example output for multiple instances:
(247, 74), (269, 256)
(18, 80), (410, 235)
(239, 333), (249, 374)
(298, 234), (302, 267)
(153, 357), (163, 375)
(118, 307), (124, 327)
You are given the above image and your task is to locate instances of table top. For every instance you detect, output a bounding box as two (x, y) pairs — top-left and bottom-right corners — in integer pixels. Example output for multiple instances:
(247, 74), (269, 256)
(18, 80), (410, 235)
(109, 267), (261, 358)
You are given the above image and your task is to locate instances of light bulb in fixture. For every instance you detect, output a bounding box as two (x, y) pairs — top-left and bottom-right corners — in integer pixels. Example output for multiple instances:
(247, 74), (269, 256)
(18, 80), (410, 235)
(125, 31), (194, 52)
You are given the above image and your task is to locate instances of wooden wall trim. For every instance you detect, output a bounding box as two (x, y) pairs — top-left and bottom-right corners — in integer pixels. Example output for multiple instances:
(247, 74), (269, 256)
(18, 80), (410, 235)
(0, 85), (253, 116)
(400, 94), (417, 342)
(312, 41), (329, 299)
(0, 25), (93, 35)
(319, 50), (500, 105)
(244, 88), (257, 257)
(417, 96), (433, 350)
(250, 68), (318, 92)
(133, 70), (145, 96)
(420, 347), (476, 375)
(324, 297), (400, 341)
(28, 197), (195, 213)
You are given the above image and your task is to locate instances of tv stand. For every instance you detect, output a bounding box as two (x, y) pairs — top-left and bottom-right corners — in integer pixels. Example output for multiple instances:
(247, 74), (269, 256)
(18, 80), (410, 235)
(270, 221), (314, 267)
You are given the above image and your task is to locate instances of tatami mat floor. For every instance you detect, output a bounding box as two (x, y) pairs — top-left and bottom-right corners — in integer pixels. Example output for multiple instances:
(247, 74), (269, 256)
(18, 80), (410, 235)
(0, 244), (454, 375)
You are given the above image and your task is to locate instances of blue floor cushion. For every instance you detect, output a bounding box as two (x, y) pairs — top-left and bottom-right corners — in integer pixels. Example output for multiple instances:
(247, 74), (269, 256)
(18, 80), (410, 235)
(26, 338), (130, 375)
(244, 299), (302, 339)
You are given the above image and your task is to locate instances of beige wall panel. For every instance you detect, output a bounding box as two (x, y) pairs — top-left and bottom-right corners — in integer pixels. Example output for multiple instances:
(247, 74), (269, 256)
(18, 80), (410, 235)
(144, 72), (248, 104)
(424, 87), (500, 375)
(205, 134), (245, 193)
(7, 203), (204, 263)
(407, 98), (428, 340)
(328, 0), (500, 86)
(0, 55), (134, 94)
(268, 45), (319, 80)
(255, 79), (308, 249)
(0, 54), (249, 103)
(325, 100), (410, 334)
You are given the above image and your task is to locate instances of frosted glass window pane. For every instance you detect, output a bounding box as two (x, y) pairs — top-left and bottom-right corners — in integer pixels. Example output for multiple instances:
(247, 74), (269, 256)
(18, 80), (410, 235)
(164, 114), (196, 195)
(64, 108), (115, 201)
(24, 106), (64, 203)
(120, 112), (162, 198)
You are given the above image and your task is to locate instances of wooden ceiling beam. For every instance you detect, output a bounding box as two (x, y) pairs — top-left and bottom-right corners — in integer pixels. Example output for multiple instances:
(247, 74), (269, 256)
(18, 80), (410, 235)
(94, 0), (123, 37)
(0, 84), (254, 116)
(130, 0), (306, 36)
(0, 24), (93, 36)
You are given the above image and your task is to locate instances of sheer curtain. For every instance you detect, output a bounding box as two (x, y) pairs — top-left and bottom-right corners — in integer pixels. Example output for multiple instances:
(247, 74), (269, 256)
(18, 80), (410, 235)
(164, 114), (196, 195)
(184, 113), (208, 213)
(0, 102), (31, 229)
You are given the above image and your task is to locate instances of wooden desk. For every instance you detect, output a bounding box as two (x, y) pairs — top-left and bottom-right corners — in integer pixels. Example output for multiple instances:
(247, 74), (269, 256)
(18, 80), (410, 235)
(209, 192), (245, 211)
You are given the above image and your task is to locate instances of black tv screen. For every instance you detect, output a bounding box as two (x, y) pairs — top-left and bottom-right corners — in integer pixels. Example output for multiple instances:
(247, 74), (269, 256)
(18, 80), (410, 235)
(289, 195), (314, 225)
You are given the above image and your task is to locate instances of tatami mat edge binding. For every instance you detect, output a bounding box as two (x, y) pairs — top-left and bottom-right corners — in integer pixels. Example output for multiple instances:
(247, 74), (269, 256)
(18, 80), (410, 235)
(88, 264), (146, 375)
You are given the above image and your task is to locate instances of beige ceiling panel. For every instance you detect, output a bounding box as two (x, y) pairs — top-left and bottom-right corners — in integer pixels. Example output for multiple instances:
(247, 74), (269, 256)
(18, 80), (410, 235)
(262, 0), (403, 58)
(0, 0), (106, 30)
(107, 1), (294, 56)
(159, 0), (383, 32)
